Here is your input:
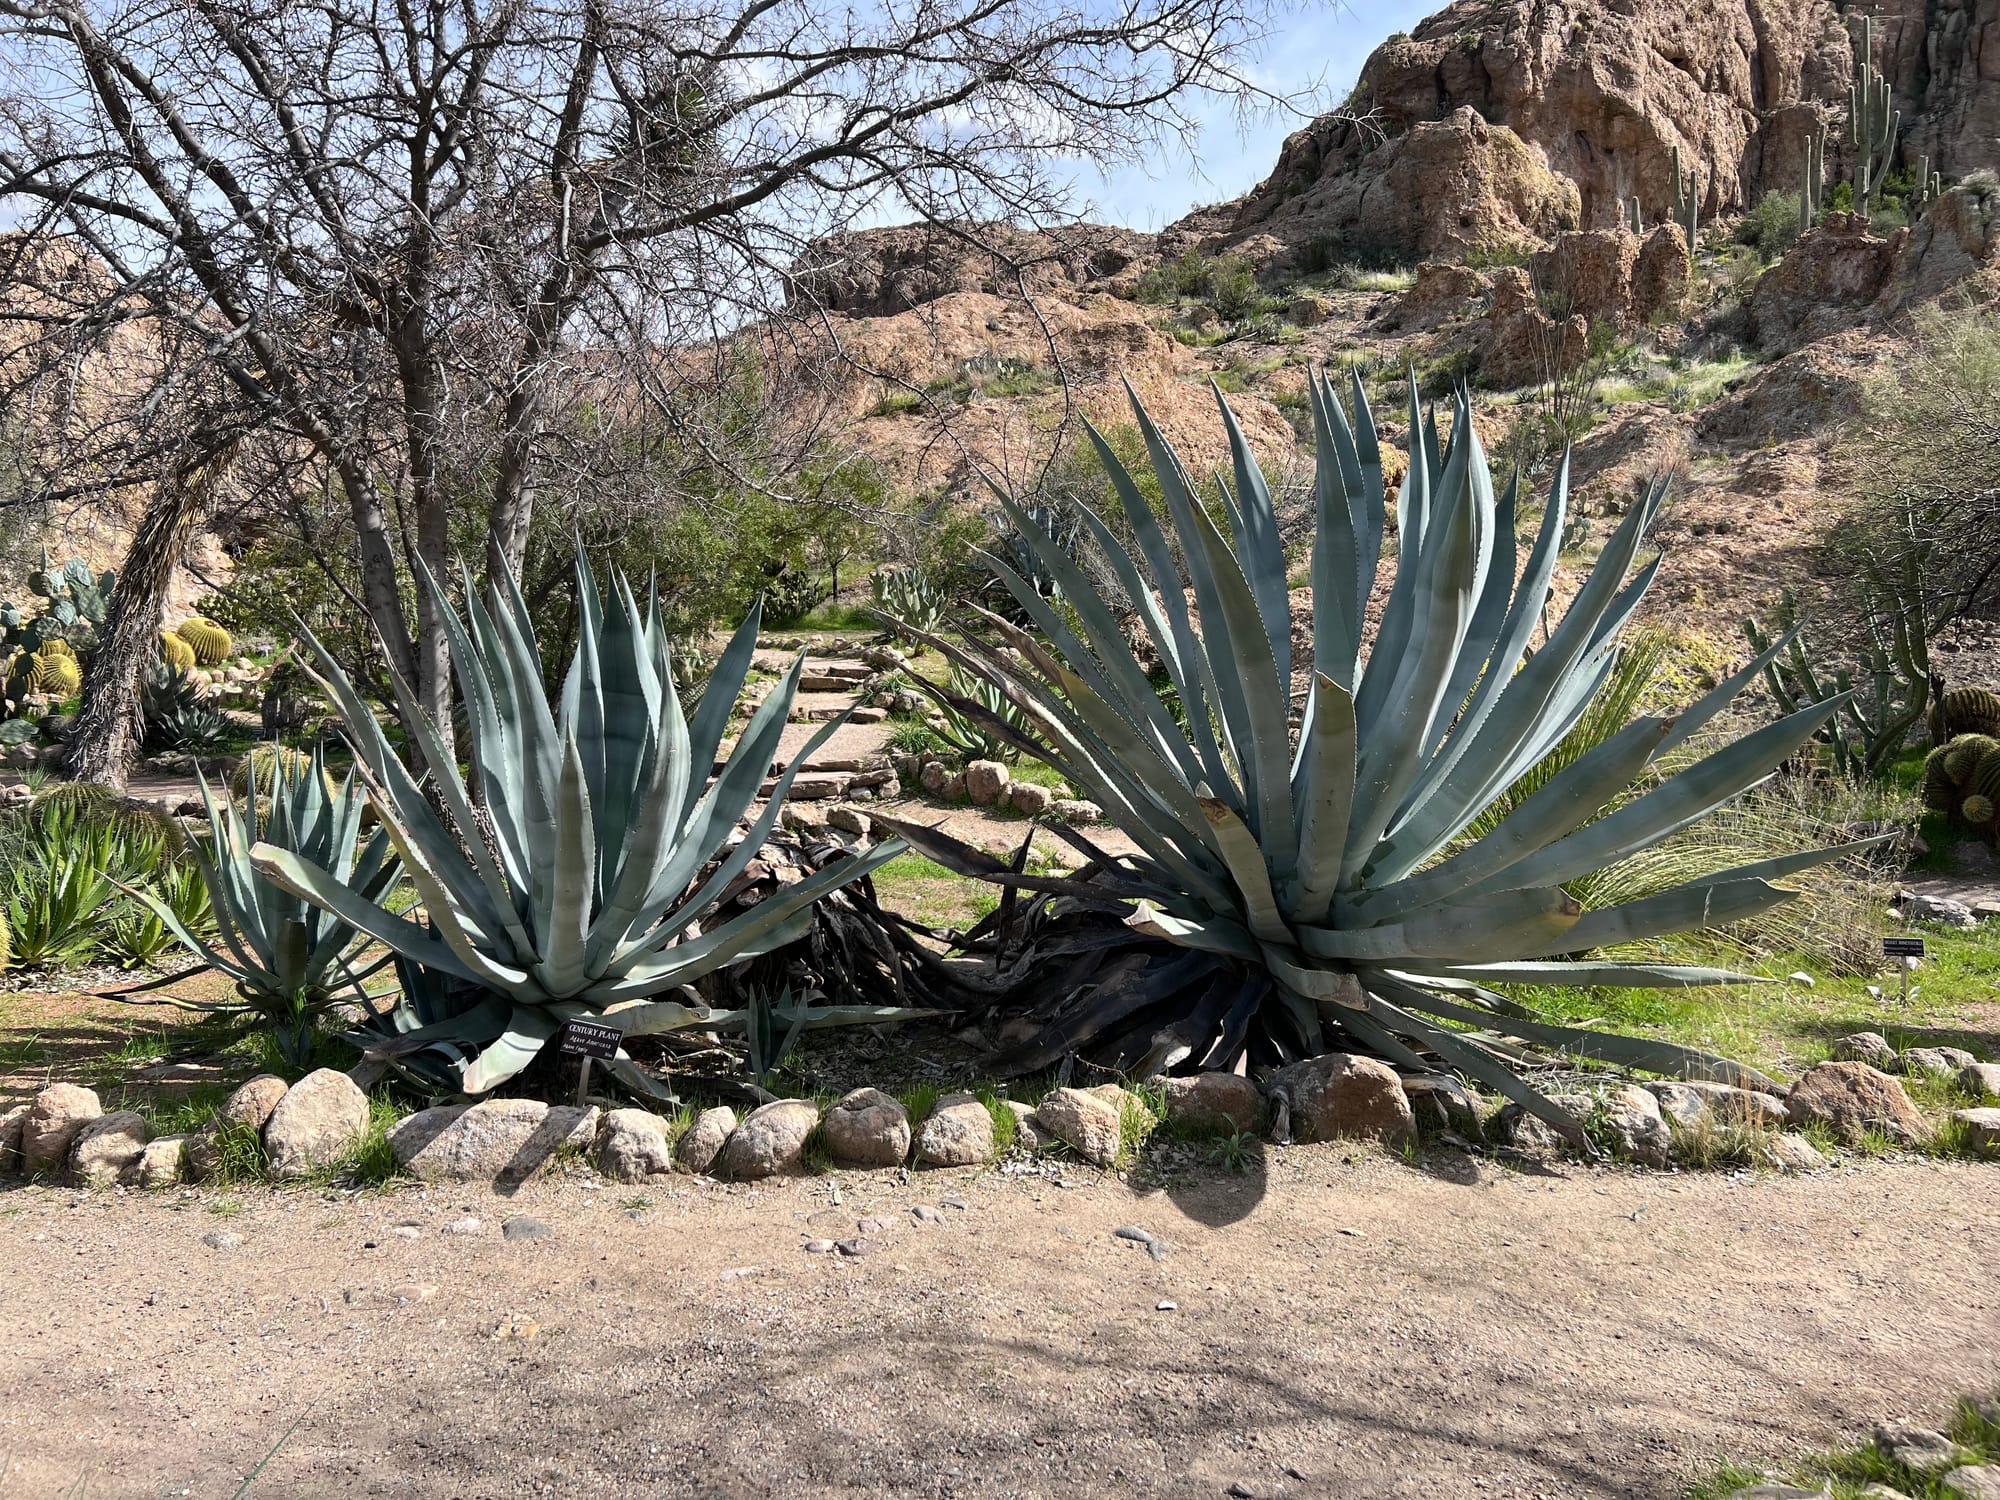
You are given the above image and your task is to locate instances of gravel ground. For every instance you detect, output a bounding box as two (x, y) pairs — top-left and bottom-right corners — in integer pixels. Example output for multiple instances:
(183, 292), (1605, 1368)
(1, 1149), (1995, 1499)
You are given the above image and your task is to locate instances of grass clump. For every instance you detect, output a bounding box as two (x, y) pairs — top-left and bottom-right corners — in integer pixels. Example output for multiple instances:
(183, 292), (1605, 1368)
(1691, 1392), (2000, 1498)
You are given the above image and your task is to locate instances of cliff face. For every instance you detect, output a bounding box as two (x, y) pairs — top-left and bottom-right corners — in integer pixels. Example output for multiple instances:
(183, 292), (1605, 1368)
(1199, 0), (2000, 268)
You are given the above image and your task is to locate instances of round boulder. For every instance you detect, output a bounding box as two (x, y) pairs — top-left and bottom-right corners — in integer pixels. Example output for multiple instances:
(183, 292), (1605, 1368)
(1159, 1073), (1264, 1134)
(963, 760), (1009, 807)
(1034, 1086), (1131, 1167)
(821, 1088), (911, 1169)
(674, 1106), (738, 1175)
(916, 1093), (996, 1167)
(68, 1110), (151, 1187)
(1785, 1062), (1930, 1146)
(596, 1108), (675, 1183)
(264, 1069), (371, 1178)
(717, 1099), (820, 1180)
(22, 1083), (102, 1178)
(1269, 1054), (1414, 1148)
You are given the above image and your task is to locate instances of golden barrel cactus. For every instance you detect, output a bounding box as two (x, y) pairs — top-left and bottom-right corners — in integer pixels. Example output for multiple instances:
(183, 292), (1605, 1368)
(175, 617), (233, 667)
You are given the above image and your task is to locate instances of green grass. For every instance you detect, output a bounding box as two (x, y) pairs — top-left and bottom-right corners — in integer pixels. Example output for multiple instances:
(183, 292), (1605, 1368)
(1690, 1393), (2000, 1498)
(1509, 920), (2000, 1081)
(871, 853), (1001, 930)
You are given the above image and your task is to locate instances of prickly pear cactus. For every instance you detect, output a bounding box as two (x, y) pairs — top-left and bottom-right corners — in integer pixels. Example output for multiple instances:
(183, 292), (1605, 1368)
(28, 551), (115, 632)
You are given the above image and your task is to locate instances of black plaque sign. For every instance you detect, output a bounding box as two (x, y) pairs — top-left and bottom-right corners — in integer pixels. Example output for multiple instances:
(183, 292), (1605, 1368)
(1882, 935), (1927, 959)
(558, 1019), (622, 1059)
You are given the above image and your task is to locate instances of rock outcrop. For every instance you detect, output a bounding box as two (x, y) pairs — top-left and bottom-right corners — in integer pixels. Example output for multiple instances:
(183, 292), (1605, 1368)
(1181, 0), (2000, 271)
(1216, 107), (1581, 270)
(788, 221), (1155, 317)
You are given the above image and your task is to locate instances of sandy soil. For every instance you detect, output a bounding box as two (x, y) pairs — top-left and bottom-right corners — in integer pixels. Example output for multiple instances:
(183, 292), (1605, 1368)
(2, 1151), (1994, 1499)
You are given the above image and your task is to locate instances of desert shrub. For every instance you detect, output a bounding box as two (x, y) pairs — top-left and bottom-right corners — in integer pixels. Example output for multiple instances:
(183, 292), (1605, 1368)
(1736, 190), (1802, 261)
(1838, 301), (2000, 649)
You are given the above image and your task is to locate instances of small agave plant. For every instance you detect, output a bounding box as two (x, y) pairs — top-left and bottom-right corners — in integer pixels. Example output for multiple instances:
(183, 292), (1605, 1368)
(115, 746), (400, 1065)
(253, 548), (909, 1096)
(893, 375), (1877, 1143)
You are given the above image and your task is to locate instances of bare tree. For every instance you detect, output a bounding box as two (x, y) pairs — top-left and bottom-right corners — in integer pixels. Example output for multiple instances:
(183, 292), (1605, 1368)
(0, 0), (1277, 748)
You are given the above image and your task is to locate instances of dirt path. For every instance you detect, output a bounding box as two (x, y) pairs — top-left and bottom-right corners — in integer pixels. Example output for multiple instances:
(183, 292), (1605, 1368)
(3, 1152), (1994, 1499)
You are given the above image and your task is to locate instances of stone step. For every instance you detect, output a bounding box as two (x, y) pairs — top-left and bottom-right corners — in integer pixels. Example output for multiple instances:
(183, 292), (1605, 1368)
(757, 765), (901, 801)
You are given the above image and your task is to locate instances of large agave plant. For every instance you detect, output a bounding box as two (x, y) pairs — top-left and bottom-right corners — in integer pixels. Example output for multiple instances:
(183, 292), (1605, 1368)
(894, 376), (1876, 1142)
(114, 746), (400, 1064)
(253, 549), (908, 1095)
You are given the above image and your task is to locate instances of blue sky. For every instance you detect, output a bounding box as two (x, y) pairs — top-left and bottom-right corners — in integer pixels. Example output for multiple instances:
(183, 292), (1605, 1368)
(1067, 0), (1436, 229)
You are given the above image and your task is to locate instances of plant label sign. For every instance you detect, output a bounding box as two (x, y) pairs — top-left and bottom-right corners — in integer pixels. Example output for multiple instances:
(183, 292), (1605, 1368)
(1882, 936), (1927, 960)
(558, 1019), (622, 1060)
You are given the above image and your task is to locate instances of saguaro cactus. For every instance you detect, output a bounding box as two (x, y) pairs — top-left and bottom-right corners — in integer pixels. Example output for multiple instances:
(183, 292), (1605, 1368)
(1914, 152), (1943, 213)
(1622, 196), (1643, 233)
(1669, 145), (1699, 252)
(1849, 15), (1899, 217)
(1801, 124), (1826, 234)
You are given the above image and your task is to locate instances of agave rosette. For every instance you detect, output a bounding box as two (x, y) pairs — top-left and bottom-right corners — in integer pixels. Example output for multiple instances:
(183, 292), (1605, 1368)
(892, 375), (1879, 1140)
(252, 548), (908, 1094)
(115, 745), (400, 1063)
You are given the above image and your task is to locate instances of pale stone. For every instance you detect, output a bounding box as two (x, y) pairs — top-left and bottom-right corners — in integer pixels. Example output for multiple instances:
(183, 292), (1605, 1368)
(1601, 1085), (1671, 1167)
(717, 1099), (820, 1179)
(1269, 1053), (1415, 1148)
(0, 1102), (29, 1174)
(1760, 1133), (1829, 1173)
(674, 1106), (737, 1175)
(1954, 1106), (2000, 1153)
(1001, 1099), (1051, 1150)
(1647, 1081), (1711, 1130)
(963, 760), (1009, 806)
(1832, 1033), (1899, 1068)
(1159, 1073), (1264, 1134)
(826, 805), (871, 837)
(1006, 782), (1054, 816)
(21, 1083), (102, 1178)
(916, 1092), (997, 1166)
(67, 1111), (151, 1186)
(136, 1134), (187, 1188)
(595, 1108), (675, 1182)
(1961, 1062), (2000, 1100)
(1786, 1062), (1931, 1146)
(1942, 1466), (2000, 1500)
(820, 1088), (911, 1169)
(1873, 1422), (1975, 1475)
(1035, 1086), (1130, 1167)
(388, 1099), (600, 1185)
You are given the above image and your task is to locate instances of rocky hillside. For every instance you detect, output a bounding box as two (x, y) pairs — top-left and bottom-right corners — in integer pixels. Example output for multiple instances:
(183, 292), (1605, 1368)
(805, 0), (2000, 648)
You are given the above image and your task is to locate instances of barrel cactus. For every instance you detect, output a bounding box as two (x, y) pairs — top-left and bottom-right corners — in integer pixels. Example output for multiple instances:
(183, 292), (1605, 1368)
(228, 743), (316, 803)
(159, 631), (197, 673)
(23, 641), (81, 697)
(175, 617), (233, 667)
(890, 376), (1877, 1145)
(1925, 733), (2000, 836)
(1941, 685), (2000, 739)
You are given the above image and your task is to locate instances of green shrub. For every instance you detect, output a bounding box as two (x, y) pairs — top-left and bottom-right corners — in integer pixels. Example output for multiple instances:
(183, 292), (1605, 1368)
(1736, 190), (1802, 262)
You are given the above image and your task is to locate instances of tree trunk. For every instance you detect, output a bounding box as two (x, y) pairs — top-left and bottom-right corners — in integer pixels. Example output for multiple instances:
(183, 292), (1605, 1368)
(68, 446), (235, 789)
